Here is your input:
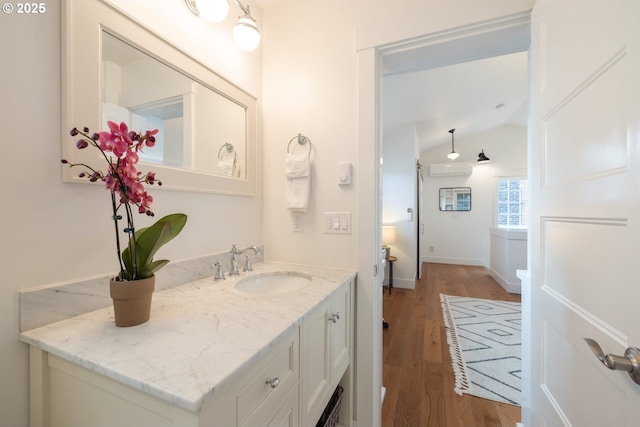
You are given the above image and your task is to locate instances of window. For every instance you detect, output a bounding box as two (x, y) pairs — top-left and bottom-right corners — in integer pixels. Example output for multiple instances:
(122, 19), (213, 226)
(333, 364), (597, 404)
(497, 178), (528, 228)
(456, 192), (471, 211)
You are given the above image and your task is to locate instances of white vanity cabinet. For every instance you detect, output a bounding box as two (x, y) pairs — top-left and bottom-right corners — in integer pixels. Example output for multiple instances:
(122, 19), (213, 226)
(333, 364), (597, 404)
(25, 273), (355, 427)
(301, 279), (352, 426)
(29, 326), (299, 427)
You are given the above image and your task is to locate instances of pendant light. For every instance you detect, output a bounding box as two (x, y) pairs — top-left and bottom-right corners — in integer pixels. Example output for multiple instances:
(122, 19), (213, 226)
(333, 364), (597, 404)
(447, 128), (459, 160)
(477, 150), (491, 163)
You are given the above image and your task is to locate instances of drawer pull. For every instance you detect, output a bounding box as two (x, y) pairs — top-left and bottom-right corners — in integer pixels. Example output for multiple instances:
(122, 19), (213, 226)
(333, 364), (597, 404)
(329, 312), (341, 323)
(265, 377), (280, 389)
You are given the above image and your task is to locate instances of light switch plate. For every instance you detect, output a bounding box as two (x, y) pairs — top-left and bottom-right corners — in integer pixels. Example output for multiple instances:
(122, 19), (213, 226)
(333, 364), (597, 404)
(324, 212), (351, 234)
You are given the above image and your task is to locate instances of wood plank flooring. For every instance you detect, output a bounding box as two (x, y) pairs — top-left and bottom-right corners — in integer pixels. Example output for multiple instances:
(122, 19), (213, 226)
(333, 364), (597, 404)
(381, 263), (522, 427)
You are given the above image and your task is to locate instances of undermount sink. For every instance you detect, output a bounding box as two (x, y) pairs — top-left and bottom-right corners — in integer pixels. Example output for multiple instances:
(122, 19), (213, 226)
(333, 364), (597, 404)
(235, 272), (311, 294)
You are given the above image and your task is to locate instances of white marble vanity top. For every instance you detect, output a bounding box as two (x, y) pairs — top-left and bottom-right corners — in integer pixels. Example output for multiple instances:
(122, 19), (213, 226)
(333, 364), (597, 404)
(19, 261), (356, 412)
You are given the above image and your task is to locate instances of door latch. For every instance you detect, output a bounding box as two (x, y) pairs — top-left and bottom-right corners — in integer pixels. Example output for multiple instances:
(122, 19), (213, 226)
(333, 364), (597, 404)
(584, 338), (640, 385)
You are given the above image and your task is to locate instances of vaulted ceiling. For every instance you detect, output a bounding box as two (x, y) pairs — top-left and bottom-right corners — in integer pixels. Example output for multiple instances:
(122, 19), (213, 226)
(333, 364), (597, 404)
(382, 51), (528, 153)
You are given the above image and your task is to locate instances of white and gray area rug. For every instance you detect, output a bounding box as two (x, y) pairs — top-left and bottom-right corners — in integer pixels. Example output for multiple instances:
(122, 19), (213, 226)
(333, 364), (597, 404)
(440, 294), (522, 406)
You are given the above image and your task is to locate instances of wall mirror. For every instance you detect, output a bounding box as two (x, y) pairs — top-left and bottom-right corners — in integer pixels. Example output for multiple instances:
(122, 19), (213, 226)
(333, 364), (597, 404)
(61, 0), (257, 195)
(439, 187), (471, 211)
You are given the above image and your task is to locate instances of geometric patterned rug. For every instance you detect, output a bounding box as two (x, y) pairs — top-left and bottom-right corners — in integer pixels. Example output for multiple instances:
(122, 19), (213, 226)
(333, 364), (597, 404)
(440, 294), (522, 406)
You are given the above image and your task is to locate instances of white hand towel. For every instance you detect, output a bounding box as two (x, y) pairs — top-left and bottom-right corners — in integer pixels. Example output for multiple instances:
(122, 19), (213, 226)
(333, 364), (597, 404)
(233, 162), (241, 178)
(285, 153), (310, 178)
(216, 157), (234, 177)
(285, 153), (310, 212)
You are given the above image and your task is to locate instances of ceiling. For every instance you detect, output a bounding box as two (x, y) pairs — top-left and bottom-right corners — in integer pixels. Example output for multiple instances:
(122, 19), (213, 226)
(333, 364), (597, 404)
(382, 51), (529, 153)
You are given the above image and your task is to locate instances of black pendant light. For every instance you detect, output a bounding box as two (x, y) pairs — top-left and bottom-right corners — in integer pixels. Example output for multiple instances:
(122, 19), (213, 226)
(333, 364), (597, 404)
(477, 149), (491, 163)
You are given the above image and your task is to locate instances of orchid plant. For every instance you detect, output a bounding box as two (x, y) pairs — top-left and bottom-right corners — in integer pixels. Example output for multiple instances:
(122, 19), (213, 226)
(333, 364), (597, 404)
(63, 121), (187, 282)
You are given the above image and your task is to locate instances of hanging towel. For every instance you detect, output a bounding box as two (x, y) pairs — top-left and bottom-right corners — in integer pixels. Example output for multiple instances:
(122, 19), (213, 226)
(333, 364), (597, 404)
(216, 157), (235, 177)
(285, 153), (311, 212)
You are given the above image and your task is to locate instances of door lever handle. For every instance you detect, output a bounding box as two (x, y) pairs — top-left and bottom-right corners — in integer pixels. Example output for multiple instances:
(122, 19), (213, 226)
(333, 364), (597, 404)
(584, 338), (640, 385)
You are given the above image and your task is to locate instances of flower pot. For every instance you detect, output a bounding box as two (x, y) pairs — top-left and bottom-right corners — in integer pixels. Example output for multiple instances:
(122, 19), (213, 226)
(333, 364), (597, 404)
(109, 276), (155, 327)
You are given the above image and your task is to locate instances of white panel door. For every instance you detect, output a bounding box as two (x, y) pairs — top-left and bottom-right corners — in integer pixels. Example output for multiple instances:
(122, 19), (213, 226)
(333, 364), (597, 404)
(528, 0), (640, 425)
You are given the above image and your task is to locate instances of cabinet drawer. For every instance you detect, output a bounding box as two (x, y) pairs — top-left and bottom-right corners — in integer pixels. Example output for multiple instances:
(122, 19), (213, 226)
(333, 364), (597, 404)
(244, 384), (299, 427)
(237, 329), (299, 426)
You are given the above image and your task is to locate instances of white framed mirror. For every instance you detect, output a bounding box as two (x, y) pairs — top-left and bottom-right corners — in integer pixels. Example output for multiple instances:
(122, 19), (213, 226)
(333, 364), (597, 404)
(61, 0), (257, 196)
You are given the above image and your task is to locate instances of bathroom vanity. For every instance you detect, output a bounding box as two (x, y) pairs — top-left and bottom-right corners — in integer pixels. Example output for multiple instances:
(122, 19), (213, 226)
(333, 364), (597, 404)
(20, 262), (356, 427)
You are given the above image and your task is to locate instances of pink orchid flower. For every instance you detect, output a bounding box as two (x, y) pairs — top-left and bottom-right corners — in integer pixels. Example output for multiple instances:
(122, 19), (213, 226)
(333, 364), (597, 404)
(98, 121), (133, 158)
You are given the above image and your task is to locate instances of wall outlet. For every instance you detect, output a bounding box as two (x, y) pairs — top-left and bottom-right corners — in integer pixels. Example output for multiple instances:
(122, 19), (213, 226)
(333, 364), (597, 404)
(292, 213), (304, 232)
(429, 245), (435, 252)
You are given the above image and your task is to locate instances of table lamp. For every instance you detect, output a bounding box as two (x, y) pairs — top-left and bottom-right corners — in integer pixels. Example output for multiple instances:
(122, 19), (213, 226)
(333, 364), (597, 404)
(382, 225), (396, 259)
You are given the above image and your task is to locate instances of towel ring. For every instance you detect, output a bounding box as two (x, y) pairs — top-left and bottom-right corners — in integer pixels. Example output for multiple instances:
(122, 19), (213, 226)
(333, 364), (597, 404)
(287, 133), (312, 156)
(218, 142), (236, 160)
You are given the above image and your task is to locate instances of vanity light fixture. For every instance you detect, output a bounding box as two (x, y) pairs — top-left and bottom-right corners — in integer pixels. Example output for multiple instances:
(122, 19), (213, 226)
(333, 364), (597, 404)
(185, 0), (229, 23)
(184, 0), (261, 51)
(233, 7), (260, 51)
(447, 128), (460, 160)
(477, 149), (491, 163)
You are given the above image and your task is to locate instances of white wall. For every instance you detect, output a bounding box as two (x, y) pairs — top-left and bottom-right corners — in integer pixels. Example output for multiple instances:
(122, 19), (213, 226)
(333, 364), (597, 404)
(0, 1), (262, 425)
(490, 227), (527, 293)
(421, 125), (527, 267)
(382, 125), (418, 289)
(261, 3), (361, 267)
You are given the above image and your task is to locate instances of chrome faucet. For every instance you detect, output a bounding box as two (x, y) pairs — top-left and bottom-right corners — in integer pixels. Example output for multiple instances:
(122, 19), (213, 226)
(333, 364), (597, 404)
(243, 245), (262, 272)
(229, 244), (262, 275)
(213, 261), (225, 281)
(229, 244), (241, 276)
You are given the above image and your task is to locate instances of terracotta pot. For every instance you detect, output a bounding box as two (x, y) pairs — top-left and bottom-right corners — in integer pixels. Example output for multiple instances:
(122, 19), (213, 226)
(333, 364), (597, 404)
(109, 276), (155, 327)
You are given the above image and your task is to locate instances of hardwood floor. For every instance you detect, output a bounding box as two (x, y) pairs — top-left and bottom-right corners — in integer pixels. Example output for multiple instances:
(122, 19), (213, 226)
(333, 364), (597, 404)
(381, 263), (522, 427)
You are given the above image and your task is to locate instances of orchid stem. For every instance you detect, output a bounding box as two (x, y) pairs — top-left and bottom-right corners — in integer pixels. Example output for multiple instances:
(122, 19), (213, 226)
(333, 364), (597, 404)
(123, 201), (137, 280)
(110, 192), (126, 280)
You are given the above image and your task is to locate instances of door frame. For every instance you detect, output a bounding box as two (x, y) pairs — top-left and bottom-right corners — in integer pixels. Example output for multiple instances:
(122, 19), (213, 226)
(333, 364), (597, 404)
(356, 10), (532, 427)
(416, 159), (423, 279)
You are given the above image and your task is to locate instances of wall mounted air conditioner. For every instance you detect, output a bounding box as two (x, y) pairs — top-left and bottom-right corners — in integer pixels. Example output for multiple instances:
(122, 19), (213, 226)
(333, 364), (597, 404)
(429, 163), (473, 177)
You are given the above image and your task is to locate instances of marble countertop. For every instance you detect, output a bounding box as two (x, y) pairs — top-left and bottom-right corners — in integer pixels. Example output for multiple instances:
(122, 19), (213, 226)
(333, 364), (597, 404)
(19, 261), (356, 412)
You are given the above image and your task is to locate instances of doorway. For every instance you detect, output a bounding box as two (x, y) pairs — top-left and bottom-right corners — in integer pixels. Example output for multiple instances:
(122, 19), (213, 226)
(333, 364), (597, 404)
(356, 10), (531, 427)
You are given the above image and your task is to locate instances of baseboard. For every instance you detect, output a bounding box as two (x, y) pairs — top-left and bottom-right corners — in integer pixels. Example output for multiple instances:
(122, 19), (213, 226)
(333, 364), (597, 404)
(422, 256), (486, 267)
(489, 268), (522, 294)
(389, 277), (415, 290)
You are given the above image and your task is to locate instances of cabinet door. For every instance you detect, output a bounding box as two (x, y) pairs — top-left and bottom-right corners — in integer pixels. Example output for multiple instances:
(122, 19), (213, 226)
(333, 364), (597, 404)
(300, 298), (331, 426)
(265, 386), (299, 427)
(330, 281), (350, 378)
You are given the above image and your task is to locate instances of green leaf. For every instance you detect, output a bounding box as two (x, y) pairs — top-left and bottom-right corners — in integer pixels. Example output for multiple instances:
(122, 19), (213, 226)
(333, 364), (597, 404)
(121, 213), (187, 280)
(138, 259), (170, 279)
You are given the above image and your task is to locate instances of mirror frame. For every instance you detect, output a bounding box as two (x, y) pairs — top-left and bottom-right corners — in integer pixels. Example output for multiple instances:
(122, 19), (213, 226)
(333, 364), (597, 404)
(61, 0), (258, 196)
(439, 187), (472, 211)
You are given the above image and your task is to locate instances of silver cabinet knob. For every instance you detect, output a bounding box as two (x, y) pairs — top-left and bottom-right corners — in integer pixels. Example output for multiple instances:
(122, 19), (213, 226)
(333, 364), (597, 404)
(265, 377), (280, 389)
(584, 338), (640, 385)
(328, 312), (341, 323)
